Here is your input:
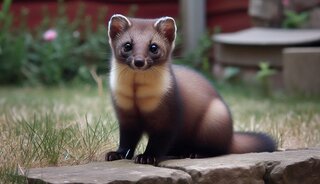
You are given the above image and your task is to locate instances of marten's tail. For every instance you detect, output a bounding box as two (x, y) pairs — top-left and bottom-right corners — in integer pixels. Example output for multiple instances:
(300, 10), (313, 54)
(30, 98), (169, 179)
(229, 132), (277, 154)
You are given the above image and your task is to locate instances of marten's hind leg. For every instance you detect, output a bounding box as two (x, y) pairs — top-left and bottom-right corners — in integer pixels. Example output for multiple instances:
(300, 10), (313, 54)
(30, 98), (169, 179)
(193, 98), (233, 156)
(164, 98), (233, 159)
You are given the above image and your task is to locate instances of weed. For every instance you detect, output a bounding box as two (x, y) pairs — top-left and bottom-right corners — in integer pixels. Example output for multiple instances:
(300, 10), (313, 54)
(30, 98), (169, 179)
(282, 10), (309, 29)
(256, 62), (277, 97)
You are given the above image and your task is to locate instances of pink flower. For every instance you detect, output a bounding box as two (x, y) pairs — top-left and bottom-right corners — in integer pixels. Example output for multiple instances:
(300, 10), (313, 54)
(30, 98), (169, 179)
(43, 29), (57, 41)
(282, 0), (290, 7)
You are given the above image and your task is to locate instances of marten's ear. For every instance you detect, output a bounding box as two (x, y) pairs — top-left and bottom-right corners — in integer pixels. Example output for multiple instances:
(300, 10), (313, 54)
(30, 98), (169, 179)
(108, 14), (131, 40)
(154, 17), (177, 43)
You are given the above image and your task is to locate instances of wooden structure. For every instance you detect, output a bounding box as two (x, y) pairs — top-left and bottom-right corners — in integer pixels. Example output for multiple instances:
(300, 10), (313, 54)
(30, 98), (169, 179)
(8, 0), (179, 29)
(206, 0), (250, 32)
(5, 0), (251, 56)
(8, 0), (250, 33)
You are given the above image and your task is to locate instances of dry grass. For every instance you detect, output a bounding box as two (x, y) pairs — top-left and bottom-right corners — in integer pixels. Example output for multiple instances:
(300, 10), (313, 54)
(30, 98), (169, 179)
(0, 84), (319, 183)
(222, 85), (320, 150)
(0, 86), (118, 183)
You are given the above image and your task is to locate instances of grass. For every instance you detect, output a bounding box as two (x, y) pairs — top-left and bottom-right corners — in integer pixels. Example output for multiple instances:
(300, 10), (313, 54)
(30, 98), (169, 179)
(218, 83), (320, 149)
(0, 83), (319, 183)
(0, 86), (117, 183)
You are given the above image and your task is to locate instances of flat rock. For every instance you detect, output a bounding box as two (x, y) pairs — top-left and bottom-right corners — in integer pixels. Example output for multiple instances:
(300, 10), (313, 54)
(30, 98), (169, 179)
(214, 28), (320, 46)
(160, 148), (320, 184)
(27, 160), (192, 184)
(26, 148), (320, 184)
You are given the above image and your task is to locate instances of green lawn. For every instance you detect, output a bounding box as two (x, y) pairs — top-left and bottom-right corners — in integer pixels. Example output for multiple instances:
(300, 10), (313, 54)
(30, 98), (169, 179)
(0, 84), (319, 182)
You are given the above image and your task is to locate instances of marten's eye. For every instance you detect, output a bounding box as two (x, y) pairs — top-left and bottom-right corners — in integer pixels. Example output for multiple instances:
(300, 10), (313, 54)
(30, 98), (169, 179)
(149, 43), (158, 54)
(123, 42), (133, 52)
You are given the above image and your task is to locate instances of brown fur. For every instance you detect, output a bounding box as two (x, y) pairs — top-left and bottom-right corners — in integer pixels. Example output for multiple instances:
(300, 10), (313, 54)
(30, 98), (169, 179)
(106, 14), (276, 165)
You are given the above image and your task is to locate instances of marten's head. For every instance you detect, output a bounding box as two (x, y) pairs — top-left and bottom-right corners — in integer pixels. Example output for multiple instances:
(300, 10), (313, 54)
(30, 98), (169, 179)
(108, 14), (176, 70)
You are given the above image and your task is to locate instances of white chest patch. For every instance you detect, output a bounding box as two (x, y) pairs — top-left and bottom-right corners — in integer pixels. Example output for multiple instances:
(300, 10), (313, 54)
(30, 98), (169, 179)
(110, 59), (172, 112)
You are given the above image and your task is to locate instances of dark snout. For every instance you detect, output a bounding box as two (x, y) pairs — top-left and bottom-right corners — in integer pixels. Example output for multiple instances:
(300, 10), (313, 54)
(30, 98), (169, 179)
(134, 58), (145, 68)
(130, 56), (151, 70)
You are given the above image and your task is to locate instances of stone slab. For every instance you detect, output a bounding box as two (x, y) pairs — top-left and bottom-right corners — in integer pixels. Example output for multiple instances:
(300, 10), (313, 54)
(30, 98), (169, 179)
(214, 44), (284, 67)
(214, 28), (320, 46)
(213, 28), (320, 68)
(160, 148), (320, 184)
(25, 148), (320, 184)
(283, 47), (320, 94)
(27, 160), (192, 184)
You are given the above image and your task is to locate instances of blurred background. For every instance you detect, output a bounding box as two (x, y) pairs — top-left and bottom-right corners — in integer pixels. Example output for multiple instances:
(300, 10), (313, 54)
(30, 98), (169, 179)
(1, 0), (320, 94)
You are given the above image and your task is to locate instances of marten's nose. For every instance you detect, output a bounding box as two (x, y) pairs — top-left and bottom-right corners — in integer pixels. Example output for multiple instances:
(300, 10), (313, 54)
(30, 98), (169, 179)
(134, 59), (145, 68)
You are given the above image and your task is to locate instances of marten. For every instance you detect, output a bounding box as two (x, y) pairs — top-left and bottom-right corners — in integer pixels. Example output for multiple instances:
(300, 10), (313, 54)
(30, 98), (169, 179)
(105, 14), (276, 165)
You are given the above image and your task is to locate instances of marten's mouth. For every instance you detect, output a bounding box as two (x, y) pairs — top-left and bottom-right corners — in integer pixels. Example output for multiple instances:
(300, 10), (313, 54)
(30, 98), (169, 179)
(129, 64), (151, 71)
(129, 60), (152, 70)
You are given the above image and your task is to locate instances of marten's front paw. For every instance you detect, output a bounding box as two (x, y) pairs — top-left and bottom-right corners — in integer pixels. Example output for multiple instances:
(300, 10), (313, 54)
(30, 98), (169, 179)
(105, 151), (124, 161)
(189, 153), (207, 159)
(189, 153), (199, 159)
(134, 154), (157, 165)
